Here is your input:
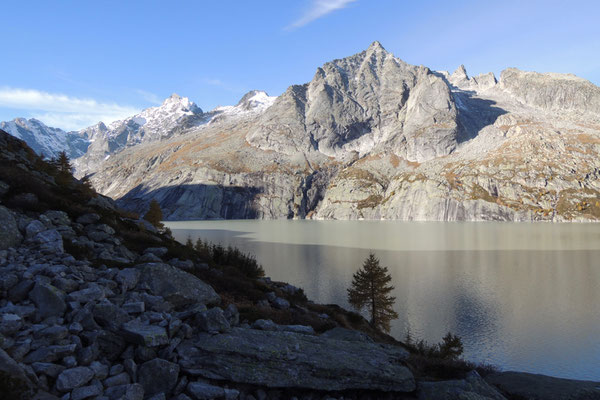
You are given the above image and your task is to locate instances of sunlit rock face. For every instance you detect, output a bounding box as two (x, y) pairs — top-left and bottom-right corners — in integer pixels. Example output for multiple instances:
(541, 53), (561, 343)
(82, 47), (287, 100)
(79, 42), (600, 222)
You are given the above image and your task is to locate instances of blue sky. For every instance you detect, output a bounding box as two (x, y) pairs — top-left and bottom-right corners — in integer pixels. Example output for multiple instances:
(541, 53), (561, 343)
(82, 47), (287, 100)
(1, 0), (599, 130)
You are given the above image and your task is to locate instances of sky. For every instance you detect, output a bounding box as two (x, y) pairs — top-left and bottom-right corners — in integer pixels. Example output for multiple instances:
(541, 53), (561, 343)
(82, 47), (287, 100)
(1, 0), (599, 131)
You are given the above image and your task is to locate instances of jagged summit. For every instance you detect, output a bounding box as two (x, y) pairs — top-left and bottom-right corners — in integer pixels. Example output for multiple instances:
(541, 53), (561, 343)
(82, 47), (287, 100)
(236, 90), (274, 111)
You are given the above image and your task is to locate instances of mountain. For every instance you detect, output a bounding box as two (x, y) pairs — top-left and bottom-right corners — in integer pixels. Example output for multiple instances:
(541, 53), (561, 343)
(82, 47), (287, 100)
(0, 118), (89, 159)
(74, 42), (600, 221)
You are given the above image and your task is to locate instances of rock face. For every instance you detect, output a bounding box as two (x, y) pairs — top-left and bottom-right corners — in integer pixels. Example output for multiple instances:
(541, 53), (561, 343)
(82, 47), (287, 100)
(74, 42), (600, 222)
(418, 372), (507, 400)
(177, 327), (415, 392)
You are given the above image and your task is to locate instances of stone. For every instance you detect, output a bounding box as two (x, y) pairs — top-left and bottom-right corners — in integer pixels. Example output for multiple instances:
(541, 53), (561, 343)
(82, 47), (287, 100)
(0, 313), (23, 335)
(43, 211), (71, 226)
(251, 319), (278, 331)
(32, 362), (66, 379)
(96, 330), (126, 361)
(68, 284), (105, 303)
(138, 359), (180, 397)
(194, 308), (230, 333)
(122, 302), (145, 314)
(0, 273), (18, 291)
(93, 301), (130, 331)
(90, 361), (109, 380)
(104, 372), (130, 387)
(279, 325), (315, 335)
(224, 303), (240, 326)
(0, 205), (22, 249)
(177, 327), (414, 392)
(186, 382), (225, 400)
(115, 268), (140, 292)
(272, 297), (290, 309)
(33, 229), (64, 253)
(121, 321), (169, 347)
(123, 358), (137, 382)
(0, 348), (36, 399)
(144, 247), (168, 257)
(29, 282), (67, 319)
(8, 279), (35, 302)
(71, 384), (103, 400)
(137, 252), (163, 263)
(76, 214), (100, 225)
(136, 263), (220, 307)
(55, 367), (94, 392)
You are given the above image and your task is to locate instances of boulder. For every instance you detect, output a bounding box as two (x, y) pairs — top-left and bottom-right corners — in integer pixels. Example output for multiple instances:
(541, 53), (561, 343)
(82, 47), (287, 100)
(177, 327), (414, 392)
(485, 371), (600, 400)
(121, 321), (169, 347)
(71, 384), (103, 400)
(0, 348), (36, 399)
(42, 211), (71, 226)
(138, 359), (180, 397)
(194, 308), (230, 333)
(29, 282), (67, 319)
(55, 366), (94, 392)
(32, 229), (64, 253)
(136, 263), (220, 307)
(186, 381), (225, 399)
(76, 213), (100, 225)
(0, 205), (22, 249)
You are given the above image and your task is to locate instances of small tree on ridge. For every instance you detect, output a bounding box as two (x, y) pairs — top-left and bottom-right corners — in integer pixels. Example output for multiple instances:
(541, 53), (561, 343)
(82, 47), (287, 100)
(143, 199), (164, 229)
(347, 252), (399, 333)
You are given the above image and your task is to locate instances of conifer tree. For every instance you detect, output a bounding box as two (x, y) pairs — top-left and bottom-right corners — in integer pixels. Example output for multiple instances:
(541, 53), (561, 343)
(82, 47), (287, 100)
(347, 252), (399, 333)
(55, 151), (72, 174)
(143, 199), (164, 228)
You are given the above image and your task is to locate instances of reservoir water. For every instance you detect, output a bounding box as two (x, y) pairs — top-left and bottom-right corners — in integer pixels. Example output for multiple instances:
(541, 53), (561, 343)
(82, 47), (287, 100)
(166, 220), (600, 380)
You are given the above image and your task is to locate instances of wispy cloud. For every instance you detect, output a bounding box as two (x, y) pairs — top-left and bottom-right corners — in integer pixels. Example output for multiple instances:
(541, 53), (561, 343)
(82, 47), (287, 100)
(0, 87), (140, 131)
(287, 0), (357, 30)
(135, 89), (162, 105)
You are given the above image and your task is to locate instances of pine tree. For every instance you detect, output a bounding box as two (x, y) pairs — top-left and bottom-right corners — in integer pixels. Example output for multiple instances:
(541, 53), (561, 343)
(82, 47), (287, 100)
(143, 199), (164, 228)
(347, 252), (399, 333)
(55, 151), (72, 174)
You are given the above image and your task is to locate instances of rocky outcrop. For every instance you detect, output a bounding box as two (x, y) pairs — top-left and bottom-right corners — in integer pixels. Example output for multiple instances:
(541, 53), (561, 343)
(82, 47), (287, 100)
(418, 371), (506, 399)
(177, 328), (415, 391)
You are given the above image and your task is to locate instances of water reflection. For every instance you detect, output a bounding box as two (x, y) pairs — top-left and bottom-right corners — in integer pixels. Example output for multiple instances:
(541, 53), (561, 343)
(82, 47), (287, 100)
(167, 221), (600, 380)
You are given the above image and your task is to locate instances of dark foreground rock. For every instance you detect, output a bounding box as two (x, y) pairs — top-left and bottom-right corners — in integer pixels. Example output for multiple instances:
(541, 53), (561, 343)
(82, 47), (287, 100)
(418, 371), (506, 399)
(485, 371), (600, 400)
(177, 327), (415, 392)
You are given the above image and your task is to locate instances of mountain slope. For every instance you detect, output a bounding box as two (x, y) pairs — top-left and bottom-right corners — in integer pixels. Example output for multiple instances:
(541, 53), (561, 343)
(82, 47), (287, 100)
(0, 118), (89, 159)
(84, 42), (600, 221)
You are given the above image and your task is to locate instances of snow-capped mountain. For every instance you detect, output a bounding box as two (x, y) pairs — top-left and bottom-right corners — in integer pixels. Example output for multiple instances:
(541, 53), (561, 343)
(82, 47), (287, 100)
(0, 118), (89, 159)
(204, 90), (276, 124)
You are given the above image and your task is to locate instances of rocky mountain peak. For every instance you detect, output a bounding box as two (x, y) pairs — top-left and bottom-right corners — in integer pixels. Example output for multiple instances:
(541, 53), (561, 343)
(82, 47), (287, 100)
(158, 93), (202, 115)
(236, 90), (274, 111)
(452, 65), (469, 81)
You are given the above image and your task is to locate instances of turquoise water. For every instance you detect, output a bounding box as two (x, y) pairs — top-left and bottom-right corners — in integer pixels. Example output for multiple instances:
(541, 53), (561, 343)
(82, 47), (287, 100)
(167, 220), (600, 381)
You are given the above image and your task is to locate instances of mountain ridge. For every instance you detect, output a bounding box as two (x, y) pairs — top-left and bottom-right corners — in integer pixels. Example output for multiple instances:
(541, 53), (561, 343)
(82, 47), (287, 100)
(4, 42), (600, 221)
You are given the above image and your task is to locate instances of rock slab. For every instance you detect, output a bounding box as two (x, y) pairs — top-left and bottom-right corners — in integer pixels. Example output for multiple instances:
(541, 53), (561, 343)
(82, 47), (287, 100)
(177, 327), (415, 392)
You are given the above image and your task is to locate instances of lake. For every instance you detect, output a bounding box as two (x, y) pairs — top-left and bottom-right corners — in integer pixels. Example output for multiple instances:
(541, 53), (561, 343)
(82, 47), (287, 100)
(166, 220), (600, 381)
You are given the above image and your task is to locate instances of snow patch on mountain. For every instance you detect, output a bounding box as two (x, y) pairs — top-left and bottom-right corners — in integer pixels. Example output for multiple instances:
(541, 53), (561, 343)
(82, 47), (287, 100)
(0, 118), (89, 159)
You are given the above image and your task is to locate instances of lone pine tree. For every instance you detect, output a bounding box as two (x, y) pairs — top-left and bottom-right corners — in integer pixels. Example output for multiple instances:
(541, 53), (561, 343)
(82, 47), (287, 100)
(143, 199), (164, 228)
(347, 252), (399, 333)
